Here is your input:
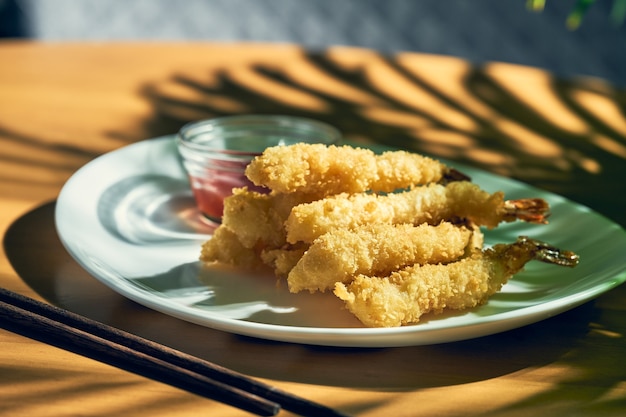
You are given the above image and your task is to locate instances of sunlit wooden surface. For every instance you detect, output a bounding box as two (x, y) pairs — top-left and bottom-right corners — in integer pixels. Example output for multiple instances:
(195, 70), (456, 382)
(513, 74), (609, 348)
(1, 41), (625, 417)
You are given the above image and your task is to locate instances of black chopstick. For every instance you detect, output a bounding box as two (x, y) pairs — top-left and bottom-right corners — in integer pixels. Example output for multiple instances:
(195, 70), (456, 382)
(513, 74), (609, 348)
(0, 288), (351, 417)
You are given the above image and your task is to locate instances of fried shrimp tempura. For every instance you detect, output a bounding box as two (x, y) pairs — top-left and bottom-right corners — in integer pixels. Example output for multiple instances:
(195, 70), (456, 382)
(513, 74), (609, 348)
(334, 236), (579, 327)
(220, 187), (316, 249)
(201, 187), (313, 269)
(286, 181), (550, 244)
(198, 143), (574, 328)
(288, 222), (475, 294)
(245, 143), (462, 196)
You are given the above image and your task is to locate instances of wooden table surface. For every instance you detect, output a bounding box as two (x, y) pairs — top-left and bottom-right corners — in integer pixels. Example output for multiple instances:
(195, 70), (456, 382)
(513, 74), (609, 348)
(1, 41), (625, 417)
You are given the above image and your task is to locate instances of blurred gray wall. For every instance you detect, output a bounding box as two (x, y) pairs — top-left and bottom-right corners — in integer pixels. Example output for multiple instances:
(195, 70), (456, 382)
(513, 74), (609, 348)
(2, 0), (626, 87)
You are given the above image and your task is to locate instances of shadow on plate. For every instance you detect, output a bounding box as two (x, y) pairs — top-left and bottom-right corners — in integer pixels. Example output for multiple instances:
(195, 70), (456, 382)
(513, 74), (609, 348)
(97, 174), (215, 244)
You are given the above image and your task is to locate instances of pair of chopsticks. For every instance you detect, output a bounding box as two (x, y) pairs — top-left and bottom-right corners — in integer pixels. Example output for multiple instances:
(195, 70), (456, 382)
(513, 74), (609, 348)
(0, 287), (350, 417)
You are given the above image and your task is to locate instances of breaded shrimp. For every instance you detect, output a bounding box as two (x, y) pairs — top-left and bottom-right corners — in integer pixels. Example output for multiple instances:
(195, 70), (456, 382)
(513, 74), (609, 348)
(286, 182), (550, 243)
(334, 236), (579, 327)
(221, 187), (316, 249)
(245, 143), (467, 196)
(288, 222), (474, 293)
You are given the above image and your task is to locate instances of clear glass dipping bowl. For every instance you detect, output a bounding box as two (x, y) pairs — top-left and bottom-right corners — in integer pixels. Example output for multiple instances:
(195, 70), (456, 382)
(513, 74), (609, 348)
(176, 115), (341, 224)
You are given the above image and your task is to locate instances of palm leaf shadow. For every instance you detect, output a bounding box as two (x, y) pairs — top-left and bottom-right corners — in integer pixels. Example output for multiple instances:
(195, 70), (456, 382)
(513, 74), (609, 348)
(133, 49), (625, 225)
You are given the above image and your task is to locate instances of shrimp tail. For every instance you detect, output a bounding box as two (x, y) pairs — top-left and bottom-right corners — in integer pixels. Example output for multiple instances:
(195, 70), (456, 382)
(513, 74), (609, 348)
(489, 236), (579, 277)
(503, 198), (551, 224)
(513, 236), (579, 267)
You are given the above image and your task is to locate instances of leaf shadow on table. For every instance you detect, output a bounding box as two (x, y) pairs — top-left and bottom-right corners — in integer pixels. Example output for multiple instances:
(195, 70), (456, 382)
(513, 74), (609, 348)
(4, 202), (626, 412)
(0, 124), (103, 203)
(114, 48), (626, 227)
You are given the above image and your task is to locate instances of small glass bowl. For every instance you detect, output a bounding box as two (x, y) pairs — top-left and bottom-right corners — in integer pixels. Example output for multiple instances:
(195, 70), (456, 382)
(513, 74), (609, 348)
(176, 115), (341, 224)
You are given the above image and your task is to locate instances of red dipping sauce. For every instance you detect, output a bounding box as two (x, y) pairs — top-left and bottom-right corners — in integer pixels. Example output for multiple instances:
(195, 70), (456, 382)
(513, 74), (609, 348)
(187, 160), (267, 223)
(176, 115), (341, 225)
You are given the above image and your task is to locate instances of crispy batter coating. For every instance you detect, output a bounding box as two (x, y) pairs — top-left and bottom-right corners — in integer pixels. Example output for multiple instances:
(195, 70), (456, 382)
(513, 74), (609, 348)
(334, 254), (500, 328)
(285, 182), (507, 244)
(245, 143), (448, 196)
(334, 236), (579, 327)
(260, 245), (308, 276)
(221, 187), (315, 249)
(200, 226), (266, 270)
(288, 222), (473, 294)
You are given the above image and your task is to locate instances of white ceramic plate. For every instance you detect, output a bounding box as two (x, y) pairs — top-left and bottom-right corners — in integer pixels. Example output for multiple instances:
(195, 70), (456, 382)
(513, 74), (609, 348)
(55, 136), (626, 347)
